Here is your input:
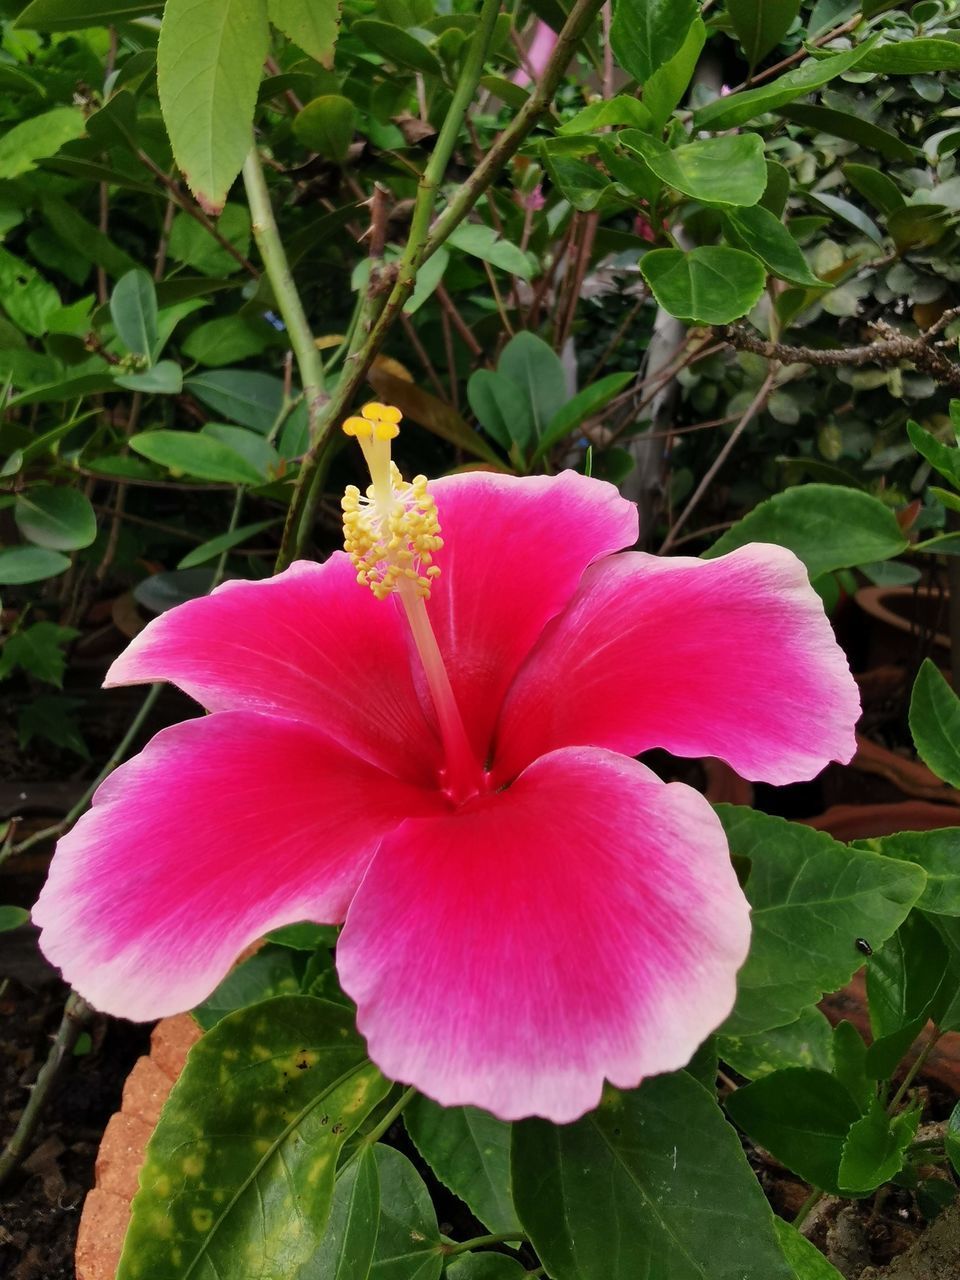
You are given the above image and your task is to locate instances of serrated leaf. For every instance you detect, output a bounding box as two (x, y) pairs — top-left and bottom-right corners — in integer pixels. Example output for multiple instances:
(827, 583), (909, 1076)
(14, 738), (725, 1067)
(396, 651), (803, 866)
(861, 828), (960, 916)
(118, 997), (389, 1280)
(269, 0), (341, 66)
(772, 1218), (845, 1278)
(705, 484), (909, 579)
(717, 806), (926, 1037)
(157, 0), (270, 213)
(514, 1074), (793, 1280)
(838, 1099), (919, 1193)
(909, 659), (960, 788)
(405, 1099), (519, 1235)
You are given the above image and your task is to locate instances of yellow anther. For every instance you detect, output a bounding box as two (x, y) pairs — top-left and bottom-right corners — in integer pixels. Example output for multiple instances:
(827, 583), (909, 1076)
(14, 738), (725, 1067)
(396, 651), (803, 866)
(340, 405), (442, 602)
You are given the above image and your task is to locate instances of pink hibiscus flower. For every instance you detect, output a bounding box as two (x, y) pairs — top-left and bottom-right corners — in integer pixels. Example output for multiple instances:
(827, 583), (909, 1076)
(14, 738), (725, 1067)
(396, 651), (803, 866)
(34, 403), (859, 1122)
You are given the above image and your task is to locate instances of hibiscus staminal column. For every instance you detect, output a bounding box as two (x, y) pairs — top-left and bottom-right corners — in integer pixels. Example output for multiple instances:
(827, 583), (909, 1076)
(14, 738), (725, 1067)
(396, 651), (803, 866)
(341, 403), (482, 801)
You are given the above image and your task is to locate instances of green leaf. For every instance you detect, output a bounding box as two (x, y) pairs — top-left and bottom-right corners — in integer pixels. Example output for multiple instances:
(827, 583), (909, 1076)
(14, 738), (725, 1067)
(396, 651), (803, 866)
(843, 164), (907, 216)
(111, 269), (158, 360)
(723, 205), (822, 287)
(178, 518), (278, 570)
(185, 369), (286, 431)
(719, 1007), (834, 1081)
(312, 1145), (380, 1280)
(865, 913), (948, 1077)
(772, 1219), (845, 1279)
(642, 18), (706, 131)
(513, 1074), (793, 1280)
(705, 484), (909, 579)
(780, 106), (915, 164)
(19, 694), (89, 758)
(610, 0), (698, 84)
(621, 132), (767, 208)
(533, 371), (634, 461)
(0, 247), (61, 338)
(693, 41), (877, 131)
(558, 96), (652, 135)
(181, 314), (273, 367)
(0, 621), (80, 686)
(351, 19), (442, 76)
(167, 205), (252, 277)
(0, 546), (71, 585)
(405, 1099), (519, 1235)
(202, 424), (278, 477)
(467, 370), (531, 453)
(269, 0), (340, 66)
(0, 906), (29, 932)
(365, 368), (505, 469)
(861, 828), (960, 916)
(266, 922), (338, 950)
(371, 1144), (443, 1280)
(447, 224), (533, 280)
(117, 997), (390, 1280)
(727, 0), (800, 69)
(832, 1021), (873, 1113)
(838, 1099), (919, 1193)
(640, 246), (767, 324)
(130, 430), (265, 484)
(294, 95), (358, 163)
(14, 488), (97, 551)
(113, 360), (184, 394)
(859, 38), (960, 75)
(447, 1257), (526, 1280)
(946, 1101), (960, 1177)
(909, 659), (960, 788)
(0, 107), (85, 180)
(498, 331), (567, 440)
(15, 0), (159, 29)
(157, 0), (270, 213)
(192, 947), (303, 1030)
(809, 192), (883, 248)
(41, 196), (139, 280)
(725, 1067), (860, 1193)
(717, 806), (926, 1037)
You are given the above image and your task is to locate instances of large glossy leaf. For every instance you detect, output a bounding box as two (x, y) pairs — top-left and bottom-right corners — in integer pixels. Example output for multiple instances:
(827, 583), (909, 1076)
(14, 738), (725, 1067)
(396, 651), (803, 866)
(497, 331), (567, 440)
(640, 246), (766, 324)
(192, 946), (302, 1030)
(725, 1068), (860, 1193)
(130, 429), (265, 484)
(728, 0), (799, 68)
(15, 0), (159, 28)
(405, 1099), (519, 1235)
(117, 998), (390, 1280)
(269, 0), (340, 66)
(719, 1007), (834, 1081)
(110, 269), (158, 360)
(0, 107), (85, 180)
(860, 828), (960, 916)
(513, 1074), (793, 1280)
(14, 487), (97, 551)
(610, 0), (698, 84)
(371, 1145), (443, 1280)
(909, 659), (960, 788)
(705, 484), (909, 579)
(717, 806), (926, 1037)
(311, 1145), (380, 1280)
(157, 0), (270, 213)
(693, 41), (876, 130)
(621, 132), (767, 208)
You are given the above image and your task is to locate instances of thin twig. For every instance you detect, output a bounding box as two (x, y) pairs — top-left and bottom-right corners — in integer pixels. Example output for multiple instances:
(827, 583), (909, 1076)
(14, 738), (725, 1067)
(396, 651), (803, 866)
(660, 368), (778, 553)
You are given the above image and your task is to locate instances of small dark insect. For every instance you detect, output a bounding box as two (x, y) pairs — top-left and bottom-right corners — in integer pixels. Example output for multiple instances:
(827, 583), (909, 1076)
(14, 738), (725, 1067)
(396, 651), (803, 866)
(855, 938), (873, 956)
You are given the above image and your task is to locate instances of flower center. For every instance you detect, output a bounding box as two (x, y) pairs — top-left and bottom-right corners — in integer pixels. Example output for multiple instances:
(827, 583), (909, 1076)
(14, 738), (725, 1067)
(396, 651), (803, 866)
(342, 403), (483, 803)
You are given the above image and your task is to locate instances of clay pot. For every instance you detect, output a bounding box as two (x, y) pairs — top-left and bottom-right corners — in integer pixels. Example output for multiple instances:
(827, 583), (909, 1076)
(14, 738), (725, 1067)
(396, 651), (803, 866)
(855, 585), (950, 670)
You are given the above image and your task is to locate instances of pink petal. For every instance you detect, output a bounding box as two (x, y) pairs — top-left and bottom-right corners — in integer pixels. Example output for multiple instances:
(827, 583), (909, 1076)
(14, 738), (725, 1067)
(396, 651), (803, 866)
(337, 747), (750, 1123)
(494, 543), (860, 786)
(33, 712), (445, 1021)
(425, 471), (637, 764)
(106, 557), (440, 784)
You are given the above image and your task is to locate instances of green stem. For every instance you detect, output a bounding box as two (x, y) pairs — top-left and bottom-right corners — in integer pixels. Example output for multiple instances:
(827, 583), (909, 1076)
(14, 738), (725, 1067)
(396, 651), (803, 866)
(888, 1032), (941, 1115)
(793, 1188), (825, 1229)
(242, 144), (326, 426)
(362, 1085), (418, 1147)
(0, 992), (94, 1189)
(274, 0), (602, 571)
(444, 1232), (528, 1258)
(214, 488), (245, 585)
